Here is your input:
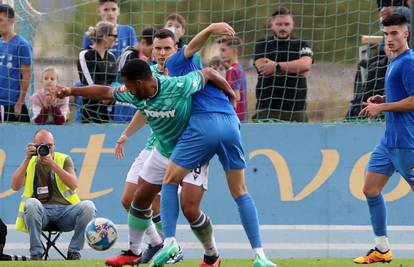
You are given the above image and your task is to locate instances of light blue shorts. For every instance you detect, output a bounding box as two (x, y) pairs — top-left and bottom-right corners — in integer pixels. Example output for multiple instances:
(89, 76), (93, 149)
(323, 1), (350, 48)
(367, 143), (414, 185)
(171, 113), (246, 171)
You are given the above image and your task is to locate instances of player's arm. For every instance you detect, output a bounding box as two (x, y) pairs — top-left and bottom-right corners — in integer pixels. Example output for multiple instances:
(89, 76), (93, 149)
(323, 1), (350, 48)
(115, 111), (147, 159)
(361, 62), (414, 117)
(359, 95), (413, 118)
(122, 111), (147, 138)
(201, 67), (237, 107)
(184, 22), (235, 58)
(56, 85), (114, 101)
(378, 95), (414, 112)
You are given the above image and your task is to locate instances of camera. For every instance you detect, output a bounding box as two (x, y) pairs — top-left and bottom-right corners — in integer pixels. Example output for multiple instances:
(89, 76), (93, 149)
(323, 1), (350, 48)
(35, 143), (50, 156)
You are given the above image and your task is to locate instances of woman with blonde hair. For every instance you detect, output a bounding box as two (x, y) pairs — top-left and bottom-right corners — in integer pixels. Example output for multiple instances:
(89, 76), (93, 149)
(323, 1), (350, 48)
(78, 21), (118, 123)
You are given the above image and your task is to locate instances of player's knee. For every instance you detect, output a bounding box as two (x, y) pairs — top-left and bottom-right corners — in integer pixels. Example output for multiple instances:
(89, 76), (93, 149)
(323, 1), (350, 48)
(181, 202), (200, 222)
(362, 186), (381, 197)
(230, 183), (248, 199)
(164, 163), (189, 184)
(163, 172), (182, 184)
(121, 195), (132, 210)
(132, 189), (155, 208)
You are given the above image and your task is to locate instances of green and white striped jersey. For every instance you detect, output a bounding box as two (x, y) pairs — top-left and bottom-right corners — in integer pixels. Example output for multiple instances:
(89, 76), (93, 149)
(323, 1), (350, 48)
(113, 71), (204, 157)
(143, 64), (165, 151)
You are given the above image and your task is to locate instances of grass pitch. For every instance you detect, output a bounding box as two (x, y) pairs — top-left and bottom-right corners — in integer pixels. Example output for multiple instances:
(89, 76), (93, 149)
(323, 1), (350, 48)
(1, 259), (414, 267)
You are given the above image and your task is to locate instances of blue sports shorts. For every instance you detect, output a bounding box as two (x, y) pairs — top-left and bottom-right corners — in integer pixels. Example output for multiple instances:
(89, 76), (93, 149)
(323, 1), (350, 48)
(367, 143), (414, 185)
(171, 113), (246, 171)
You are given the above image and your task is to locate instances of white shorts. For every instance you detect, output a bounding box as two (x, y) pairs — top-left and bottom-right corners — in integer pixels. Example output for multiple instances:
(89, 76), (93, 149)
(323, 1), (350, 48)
(141, 147), (209, 190)
(125, 148), (152, 184)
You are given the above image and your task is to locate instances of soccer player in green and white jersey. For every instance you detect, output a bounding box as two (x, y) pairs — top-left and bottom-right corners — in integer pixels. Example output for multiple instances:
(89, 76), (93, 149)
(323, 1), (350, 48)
(104, 31), (177, 266)
(56, 58), (236, 265)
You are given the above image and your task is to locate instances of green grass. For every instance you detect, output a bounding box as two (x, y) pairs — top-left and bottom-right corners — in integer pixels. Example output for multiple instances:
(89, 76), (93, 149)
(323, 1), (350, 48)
(1, 259), (414, 267)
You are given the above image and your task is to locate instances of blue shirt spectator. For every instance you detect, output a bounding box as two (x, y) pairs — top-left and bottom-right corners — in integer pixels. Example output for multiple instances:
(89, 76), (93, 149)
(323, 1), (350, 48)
(0, 4), (31, 122)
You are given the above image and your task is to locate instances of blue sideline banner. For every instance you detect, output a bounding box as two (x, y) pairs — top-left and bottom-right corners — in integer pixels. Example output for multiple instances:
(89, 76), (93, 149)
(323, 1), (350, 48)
(0, 124), (411, 225)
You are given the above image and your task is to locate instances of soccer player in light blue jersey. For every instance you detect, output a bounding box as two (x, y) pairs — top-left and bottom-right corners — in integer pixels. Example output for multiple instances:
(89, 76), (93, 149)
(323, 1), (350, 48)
(152, 23), (276, 267)
(115, 29), (231, 266)
(354, 13), (414, 264)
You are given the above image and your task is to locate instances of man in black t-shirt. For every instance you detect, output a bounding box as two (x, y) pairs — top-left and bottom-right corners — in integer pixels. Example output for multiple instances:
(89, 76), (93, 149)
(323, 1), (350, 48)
(253, 7), (313, 122)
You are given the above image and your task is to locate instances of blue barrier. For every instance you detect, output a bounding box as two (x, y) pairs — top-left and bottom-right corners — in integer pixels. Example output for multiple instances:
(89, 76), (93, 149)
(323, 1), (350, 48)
(1, 123), (410, 226)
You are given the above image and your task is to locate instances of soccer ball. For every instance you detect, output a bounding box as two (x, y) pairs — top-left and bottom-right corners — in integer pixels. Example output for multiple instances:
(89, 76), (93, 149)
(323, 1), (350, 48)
(84, 218), (118, 251)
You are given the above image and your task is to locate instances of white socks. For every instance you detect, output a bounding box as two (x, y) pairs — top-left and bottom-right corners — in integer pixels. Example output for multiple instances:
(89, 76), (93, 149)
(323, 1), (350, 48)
(375, 236), (390, 252)
(163, 237), (177, 247)
(128, 228), (144, 255)
(145, 221), (163, 246)
(254, 248), (266, 259)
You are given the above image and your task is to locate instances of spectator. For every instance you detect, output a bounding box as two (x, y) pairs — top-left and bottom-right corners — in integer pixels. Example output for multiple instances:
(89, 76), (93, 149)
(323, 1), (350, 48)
(78, 21), (117, 123)
(31, 67), (69, 125)
(253, 7), (313, 122)
(219, 36), (248, 122)
(208, 55), (223, 70)
(164, 13), (203, 67)
(0, 218), (27, 261)
(11, 129), (96, 260)
(118, 27), (158, 72)
(113, 27), (158, 122)
(377, 0), (410, 10)
(345, 46), (392, 121)
(82, 0), (136, 59)
(0, 4), (31, 123)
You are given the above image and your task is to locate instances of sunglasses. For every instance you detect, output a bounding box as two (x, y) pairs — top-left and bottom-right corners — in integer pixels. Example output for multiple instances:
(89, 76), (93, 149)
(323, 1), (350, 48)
(108, 34), (118, 38)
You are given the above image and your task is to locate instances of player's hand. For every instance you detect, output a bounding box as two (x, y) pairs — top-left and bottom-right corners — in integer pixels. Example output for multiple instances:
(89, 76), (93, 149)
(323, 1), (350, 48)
(14, 102), (23, 115)
(367, 94), (385, 104)
(25, 143), (36, 160)
(227, 90), (237, 109)
(115, 134), (128, 160)
(381, 6), (396, 19)
(359, 103), (383, 118)
(208, 22), (235, 36)
(257, 60), (276, 76)
(56, 85), (72, 98)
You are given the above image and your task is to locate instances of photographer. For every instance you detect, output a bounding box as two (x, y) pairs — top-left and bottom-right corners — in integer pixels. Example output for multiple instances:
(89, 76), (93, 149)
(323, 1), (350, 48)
(11, 129), (96, 260)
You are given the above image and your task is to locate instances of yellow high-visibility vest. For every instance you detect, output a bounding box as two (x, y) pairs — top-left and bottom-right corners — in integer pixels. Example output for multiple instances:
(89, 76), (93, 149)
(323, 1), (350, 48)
(15, 152), (80, 233)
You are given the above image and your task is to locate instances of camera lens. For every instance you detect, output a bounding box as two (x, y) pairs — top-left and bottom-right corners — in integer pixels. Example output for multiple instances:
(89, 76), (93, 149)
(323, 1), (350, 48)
(37, 144), (50, 156)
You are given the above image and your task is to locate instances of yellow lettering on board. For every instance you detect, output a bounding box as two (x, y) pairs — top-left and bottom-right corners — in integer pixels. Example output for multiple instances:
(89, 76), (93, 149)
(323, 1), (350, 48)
(349, 152), (411, 201)
(71, 134), (114, 199)
(249, 149), (339, 201)
(0, 149), (17, 198)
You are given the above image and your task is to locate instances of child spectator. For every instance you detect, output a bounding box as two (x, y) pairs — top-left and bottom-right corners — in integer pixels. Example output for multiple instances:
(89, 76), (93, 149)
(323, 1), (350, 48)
(219, 36), (248, 122)
(164, 13), (203, 67)
(31, 67), (69, 125)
